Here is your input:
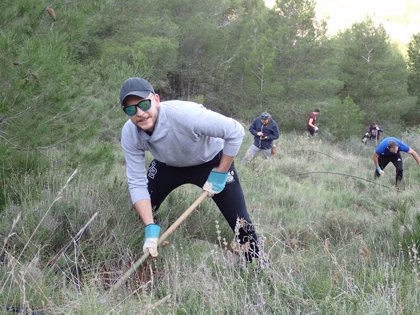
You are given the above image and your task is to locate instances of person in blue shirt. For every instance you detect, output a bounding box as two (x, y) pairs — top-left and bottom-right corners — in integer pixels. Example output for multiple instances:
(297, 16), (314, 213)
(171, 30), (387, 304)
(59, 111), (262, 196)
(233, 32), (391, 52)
(241, 112), (280, 164)
(373, 137), (420, 187)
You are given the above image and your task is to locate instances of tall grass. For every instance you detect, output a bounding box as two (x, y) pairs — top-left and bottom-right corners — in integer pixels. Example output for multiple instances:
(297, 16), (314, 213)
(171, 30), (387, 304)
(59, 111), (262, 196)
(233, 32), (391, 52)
(1, 0), (419, 313)
(1, 132), (419, 314)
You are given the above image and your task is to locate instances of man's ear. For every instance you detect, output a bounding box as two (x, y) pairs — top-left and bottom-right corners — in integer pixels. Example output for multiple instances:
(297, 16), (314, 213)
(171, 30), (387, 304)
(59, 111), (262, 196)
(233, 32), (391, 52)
(153, 93), (160, 103)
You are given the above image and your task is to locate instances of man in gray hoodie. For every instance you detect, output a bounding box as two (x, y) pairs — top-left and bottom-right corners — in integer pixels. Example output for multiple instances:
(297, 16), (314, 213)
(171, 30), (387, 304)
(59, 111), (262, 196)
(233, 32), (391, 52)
(119, 77), (259, 263)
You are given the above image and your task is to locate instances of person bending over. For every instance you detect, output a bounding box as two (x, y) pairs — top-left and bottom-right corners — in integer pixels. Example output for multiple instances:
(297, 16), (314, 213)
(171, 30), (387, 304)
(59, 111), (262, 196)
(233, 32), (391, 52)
(373, 136), (420, 188)
(119, 77), (261, 263)
(362, 123), (383, 145)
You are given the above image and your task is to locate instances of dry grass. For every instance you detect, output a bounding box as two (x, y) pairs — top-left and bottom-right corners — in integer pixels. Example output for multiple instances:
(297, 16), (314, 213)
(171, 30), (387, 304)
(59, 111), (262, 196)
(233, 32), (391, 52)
(1, 132), (420, 314)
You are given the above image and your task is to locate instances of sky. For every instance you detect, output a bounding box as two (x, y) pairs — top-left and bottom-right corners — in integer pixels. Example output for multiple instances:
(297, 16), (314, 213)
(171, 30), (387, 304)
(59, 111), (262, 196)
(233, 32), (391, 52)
(264, 0), (420, 45)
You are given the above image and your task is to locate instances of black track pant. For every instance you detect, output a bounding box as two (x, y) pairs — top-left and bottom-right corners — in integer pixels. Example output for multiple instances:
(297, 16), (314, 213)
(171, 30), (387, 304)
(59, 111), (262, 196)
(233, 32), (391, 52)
(146, 151), (259, 261)
(375, 152), (403, 185)
(307, 126), (315, 136)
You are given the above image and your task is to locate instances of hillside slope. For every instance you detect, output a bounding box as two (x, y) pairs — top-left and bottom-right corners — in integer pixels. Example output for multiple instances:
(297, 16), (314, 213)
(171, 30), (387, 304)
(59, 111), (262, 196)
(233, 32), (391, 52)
(1, 131), (419, 313)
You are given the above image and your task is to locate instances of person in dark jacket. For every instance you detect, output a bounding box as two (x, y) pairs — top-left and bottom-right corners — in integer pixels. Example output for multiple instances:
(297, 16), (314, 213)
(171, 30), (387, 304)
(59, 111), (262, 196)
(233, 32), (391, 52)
(241, 112), (280, 164)
(362, 123), (383, 145)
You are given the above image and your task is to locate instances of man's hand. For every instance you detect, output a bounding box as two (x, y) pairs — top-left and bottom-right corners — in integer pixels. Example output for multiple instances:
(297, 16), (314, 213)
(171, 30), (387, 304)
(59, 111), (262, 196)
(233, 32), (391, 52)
(376, 165), (384, 175)
(314, 126), (319, 132)
(256, 131), (264, 137)
(143, 224), (160, 257)
(203, 169), (229, 196)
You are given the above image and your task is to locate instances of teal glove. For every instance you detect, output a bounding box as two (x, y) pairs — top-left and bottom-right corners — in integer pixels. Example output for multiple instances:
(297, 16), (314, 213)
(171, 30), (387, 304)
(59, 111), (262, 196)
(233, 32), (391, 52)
(376, 165), (384, 175)
(143, 224), (160, 257)
(203, 169), (229, 196)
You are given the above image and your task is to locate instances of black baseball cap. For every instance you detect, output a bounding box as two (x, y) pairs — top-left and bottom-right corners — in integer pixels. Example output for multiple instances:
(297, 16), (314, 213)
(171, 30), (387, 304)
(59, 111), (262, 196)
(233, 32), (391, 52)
(261, 112), (270, 119)
(119, 77), (155, 106)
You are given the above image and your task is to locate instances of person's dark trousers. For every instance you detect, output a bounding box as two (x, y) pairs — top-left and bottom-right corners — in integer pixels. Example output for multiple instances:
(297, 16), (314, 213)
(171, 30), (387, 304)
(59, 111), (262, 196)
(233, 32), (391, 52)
(375, 153), (403, 185)
(307, 126), (315, 136)
(146, 151), (259, 262)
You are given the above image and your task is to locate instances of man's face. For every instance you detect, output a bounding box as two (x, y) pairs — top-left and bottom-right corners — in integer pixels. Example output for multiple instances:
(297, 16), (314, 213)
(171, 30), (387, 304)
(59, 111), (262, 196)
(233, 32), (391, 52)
(124, 93), (160, 133)
(261, 118), (269, 125)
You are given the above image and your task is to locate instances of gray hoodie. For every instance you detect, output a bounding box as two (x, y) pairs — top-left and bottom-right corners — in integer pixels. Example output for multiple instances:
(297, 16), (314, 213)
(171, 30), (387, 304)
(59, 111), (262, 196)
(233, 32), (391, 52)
(121, 100), (244, 204)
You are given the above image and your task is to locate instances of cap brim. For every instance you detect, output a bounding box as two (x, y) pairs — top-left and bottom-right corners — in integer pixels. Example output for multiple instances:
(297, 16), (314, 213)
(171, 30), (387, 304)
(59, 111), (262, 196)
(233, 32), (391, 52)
(121, 91), (152, 105)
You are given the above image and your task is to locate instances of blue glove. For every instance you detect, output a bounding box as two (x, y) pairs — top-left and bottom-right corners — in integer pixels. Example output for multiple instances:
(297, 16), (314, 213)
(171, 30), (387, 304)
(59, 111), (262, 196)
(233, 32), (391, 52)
(143, 224), (160, 257)
(203, 169), (229, 196)
(376, 165), (384, 175)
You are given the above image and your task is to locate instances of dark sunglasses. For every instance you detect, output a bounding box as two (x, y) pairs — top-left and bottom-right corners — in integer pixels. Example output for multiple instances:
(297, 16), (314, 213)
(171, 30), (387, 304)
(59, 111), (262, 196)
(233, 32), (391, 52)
(122, 99), (152, 116)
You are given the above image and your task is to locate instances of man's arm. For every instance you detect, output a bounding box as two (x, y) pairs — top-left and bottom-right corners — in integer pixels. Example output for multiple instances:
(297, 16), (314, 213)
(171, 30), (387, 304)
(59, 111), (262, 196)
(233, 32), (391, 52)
(373, 152), (384, 174)
(249, 119), (259, 136)
(134, 199), (154, 225)
(214, 154), (234, 173)
(372, 152), (380, 168)
(121, 123), (160, 257)
(408, 148), (420, 166)
(269, 122), (280, 140)
(308, 118), (315, 128)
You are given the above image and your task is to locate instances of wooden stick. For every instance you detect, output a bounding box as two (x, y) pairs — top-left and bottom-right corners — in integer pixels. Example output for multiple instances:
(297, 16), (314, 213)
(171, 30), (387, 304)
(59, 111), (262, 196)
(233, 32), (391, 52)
(111, 191), (209, 292)
(140, 294), (172, 314)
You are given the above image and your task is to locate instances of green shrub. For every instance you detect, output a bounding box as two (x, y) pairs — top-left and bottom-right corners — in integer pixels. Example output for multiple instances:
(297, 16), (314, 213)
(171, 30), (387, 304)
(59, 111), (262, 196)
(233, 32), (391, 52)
(0, 145), (48, 211)
(323, 96), (366, 140)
